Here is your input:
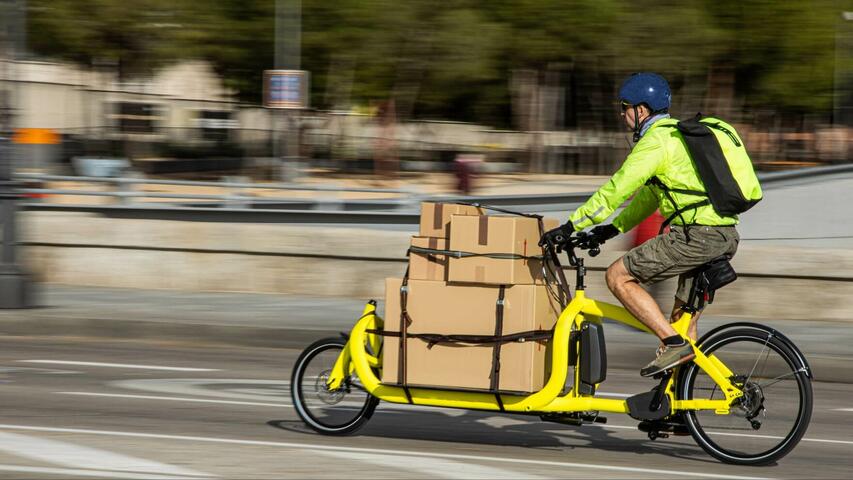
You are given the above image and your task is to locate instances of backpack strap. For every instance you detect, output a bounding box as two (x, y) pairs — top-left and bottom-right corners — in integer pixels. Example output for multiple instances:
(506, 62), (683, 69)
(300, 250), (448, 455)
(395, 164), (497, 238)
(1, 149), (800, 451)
(644, 176), (709, 235)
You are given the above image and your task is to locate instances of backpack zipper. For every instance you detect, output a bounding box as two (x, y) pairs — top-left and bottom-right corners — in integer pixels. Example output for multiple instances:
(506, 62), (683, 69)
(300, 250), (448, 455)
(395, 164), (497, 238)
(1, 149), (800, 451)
(703, 121), (742, 147)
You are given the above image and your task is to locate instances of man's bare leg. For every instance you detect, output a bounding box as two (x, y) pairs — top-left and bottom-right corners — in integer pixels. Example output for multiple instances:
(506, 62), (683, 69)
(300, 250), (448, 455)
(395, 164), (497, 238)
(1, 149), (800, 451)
(670, 298), (701, 341)
(606, 257), (678, 340)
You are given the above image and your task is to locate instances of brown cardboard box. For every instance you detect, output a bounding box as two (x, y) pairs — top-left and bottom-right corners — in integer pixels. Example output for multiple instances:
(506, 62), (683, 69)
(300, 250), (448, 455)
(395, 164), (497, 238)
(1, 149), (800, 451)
(381, 278), (560, 393)
(419, 202), (484, 238)
(447, 215), (559, 285)
(409, 237), (448, 281)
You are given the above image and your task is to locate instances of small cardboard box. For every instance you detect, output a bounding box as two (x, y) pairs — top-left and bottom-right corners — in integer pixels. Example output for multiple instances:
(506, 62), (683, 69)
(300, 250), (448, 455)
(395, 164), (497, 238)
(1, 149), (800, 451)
(409, 236), (448, 281)
(381, 278), (560, 393)
(419, 202), (484, 238)
(447, 215), (559, 285)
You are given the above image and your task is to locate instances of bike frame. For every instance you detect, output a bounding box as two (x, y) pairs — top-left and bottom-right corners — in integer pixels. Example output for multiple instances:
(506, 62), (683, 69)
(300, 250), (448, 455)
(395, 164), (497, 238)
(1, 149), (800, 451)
(326, 285), (744, 417)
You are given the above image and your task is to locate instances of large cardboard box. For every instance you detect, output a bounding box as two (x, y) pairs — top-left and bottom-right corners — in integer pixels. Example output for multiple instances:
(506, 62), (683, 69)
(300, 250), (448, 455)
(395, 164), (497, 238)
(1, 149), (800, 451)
(381, 278), (560, 393)
(409, 236), (448, 281)
(447, 215), (559, 285)
(419, 202), (484, 238)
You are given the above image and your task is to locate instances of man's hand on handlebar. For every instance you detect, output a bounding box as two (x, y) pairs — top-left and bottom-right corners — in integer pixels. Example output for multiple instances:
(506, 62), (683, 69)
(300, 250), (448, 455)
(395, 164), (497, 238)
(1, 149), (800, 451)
(589, 224), (619, 243)
(539, 222), (619, 258)
(539, 221), (573, 251)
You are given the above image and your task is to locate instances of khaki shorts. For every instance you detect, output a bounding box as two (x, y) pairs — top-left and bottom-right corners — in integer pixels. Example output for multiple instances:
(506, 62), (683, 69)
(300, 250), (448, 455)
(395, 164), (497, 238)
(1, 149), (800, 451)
(623, 225), (740, 302)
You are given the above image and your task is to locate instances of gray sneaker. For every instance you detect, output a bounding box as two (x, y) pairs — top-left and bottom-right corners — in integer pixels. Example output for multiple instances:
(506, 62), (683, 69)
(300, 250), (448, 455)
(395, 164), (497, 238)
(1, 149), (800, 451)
(640, 343), (695, 377)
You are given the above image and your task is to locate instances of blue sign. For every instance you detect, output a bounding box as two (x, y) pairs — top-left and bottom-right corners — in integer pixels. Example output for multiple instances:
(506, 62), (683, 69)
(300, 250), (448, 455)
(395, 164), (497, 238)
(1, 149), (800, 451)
(264, 70), (309, 109)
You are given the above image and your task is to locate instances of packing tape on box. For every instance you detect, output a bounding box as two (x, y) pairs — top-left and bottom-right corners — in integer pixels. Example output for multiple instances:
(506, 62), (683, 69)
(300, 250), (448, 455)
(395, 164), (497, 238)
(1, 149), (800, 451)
(427, 238), (438, 279)
(433, 203), (444, 229)
(478, 216), (489, 245)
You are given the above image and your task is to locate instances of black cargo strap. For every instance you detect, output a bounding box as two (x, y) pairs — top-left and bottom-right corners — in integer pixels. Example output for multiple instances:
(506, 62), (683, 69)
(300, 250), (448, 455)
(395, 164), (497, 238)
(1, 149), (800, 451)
(398, 268), (414, 404)
(456, 202), (543, 219)
(366, 329), (554, 346)
(409, 245), (543, 261)
(438, 202), (571, 305)
(535, 215), (572, 307)
(491, 286), (506, 410)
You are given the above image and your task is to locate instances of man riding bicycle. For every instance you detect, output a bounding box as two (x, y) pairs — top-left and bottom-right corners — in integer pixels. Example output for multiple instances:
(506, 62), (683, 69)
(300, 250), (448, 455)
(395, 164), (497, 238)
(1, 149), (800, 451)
(542, 72), (752, 378)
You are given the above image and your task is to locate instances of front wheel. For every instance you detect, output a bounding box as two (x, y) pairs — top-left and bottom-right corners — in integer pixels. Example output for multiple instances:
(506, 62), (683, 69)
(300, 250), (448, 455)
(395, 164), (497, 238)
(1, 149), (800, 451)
(291, 337), (379, 435)
(678, 328), (812, 465)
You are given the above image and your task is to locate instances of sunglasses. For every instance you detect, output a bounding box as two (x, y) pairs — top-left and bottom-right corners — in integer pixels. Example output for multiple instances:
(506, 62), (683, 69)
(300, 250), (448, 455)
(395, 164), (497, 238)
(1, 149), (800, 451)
(620, 101), (632, 112)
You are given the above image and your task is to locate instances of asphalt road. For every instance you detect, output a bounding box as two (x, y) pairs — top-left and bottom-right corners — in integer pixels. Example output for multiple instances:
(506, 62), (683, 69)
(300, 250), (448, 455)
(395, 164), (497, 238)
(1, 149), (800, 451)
(0, 335), (850, 479)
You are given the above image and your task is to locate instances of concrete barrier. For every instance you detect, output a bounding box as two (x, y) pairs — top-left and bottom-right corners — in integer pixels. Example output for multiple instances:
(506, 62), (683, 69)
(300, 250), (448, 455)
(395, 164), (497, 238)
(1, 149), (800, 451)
(20, 211), (853, 321)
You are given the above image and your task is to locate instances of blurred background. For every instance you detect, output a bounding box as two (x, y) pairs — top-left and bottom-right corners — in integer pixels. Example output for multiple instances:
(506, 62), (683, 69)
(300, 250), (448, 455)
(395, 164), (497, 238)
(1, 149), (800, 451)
(0, 0), (851, 186)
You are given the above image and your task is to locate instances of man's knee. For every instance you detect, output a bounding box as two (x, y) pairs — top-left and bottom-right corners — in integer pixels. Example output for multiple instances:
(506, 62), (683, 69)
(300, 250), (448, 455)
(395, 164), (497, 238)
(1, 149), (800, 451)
(606, 258), (632, 293)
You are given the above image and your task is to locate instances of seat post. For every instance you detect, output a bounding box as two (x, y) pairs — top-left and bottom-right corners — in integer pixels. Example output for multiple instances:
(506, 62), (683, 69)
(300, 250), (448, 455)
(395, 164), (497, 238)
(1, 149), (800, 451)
(684, 273), (702, 314)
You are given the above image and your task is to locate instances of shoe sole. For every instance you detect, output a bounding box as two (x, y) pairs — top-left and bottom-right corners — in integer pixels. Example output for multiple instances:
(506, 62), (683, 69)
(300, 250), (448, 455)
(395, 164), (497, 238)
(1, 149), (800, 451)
(640, 353), (695, 378)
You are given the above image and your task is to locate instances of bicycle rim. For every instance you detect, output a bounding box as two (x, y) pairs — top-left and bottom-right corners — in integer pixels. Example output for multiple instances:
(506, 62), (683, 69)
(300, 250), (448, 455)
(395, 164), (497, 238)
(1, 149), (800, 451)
(680, 329), (812, 465)
(291, 339), (377, 434)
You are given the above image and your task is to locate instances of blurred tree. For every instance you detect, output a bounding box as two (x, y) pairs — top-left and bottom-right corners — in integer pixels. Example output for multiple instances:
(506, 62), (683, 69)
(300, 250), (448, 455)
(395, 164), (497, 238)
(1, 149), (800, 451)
(27, 0), (187, 79)
(703, 0), (844, 115)
(25, 0), (850, 126)
(174, 0), (274, 103)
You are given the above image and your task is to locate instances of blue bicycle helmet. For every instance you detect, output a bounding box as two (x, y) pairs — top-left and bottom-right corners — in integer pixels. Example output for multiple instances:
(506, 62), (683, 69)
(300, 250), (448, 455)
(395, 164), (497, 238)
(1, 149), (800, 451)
(618, 72), (671, 112)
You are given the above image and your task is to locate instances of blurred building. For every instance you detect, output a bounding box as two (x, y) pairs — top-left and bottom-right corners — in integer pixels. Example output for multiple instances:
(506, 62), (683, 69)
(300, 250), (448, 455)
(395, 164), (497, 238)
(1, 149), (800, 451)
(0, 56), (849, 177)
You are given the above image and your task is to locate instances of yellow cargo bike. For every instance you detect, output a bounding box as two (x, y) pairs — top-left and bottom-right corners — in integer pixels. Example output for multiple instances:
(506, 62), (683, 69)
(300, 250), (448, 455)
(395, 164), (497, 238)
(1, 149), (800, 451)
(291, 217), (813, 466)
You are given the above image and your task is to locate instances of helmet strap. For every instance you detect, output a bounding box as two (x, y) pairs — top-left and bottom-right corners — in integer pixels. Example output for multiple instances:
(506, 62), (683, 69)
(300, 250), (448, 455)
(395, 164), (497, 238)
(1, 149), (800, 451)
(631, 105), (642, 143)
(632, 105), (664, 143)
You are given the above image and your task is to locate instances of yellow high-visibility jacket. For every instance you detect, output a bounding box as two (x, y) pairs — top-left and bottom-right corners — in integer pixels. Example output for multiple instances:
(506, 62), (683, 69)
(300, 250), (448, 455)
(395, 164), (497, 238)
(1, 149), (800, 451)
(569, 117), (761, 233)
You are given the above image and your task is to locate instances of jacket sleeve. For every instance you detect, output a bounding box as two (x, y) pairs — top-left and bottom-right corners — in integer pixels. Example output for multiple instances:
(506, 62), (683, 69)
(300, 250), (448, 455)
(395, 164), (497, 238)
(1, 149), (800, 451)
(569, 133), (665, 231)
(612, 186), (659, 233)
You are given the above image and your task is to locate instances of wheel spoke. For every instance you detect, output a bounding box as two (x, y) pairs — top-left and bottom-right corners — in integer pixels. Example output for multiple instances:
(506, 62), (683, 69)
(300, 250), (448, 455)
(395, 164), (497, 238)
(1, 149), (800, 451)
(681, 329), (812, 465)
(291, 339), (378, 435)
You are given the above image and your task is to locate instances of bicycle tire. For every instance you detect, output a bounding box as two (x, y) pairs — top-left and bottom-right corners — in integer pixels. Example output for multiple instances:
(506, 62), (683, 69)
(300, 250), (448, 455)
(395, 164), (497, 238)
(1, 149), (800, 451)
(291, 337), (379, 435)
(678, 327), (812, 465)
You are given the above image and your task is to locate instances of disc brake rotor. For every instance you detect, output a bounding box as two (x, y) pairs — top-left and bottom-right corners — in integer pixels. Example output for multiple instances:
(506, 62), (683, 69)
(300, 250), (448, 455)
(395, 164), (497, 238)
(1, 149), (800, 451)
(732, 377), (766, 426)
(314, 370), (346, 405)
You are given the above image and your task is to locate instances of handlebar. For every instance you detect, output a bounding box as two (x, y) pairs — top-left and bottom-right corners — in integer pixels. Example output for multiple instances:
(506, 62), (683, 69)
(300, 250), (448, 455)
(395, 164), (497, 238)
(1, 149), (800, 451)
(542, 231), (604, 267)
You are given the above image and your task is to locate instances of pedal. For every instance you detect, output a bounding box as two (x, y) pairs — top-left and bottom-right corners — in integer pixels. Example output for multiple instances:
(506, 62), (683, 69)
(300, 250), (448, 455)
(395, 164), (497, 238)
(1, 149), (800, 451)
(637, 417), (690, 437)
(541, 412), (607, 427)
(627, 371), (673, 421)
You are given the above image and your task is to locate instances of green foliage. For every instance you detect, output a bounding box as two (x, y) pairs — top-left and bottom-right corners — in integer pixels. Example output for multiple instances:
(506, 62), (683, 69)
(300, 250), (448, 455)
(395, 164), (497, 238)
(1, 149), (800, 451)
(26, 0), (850, 122)
(27, 0), (188, 78)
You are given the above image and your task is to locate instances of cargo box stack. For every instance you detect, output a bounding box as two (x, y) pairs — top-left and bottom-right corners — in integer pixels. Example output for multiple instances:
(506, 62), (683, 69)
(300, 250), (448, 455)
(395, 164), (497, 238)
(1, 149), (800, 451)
(381, 202), (565, 394)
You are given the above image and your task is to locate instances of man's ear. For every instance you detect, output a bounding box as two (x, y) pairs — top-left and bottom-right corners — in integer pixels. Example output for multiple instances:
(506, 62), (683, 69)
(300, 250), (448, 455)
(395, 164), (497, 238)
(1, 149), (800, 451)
(638, 104), (652, 120)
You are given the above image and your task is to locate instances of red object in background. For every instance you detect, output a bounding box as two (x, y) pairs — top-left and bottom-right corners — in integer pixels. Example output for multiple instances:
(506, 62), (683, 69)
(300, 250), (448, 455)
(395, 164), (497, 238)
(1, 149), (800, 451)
(453, 154), (483, 195)
(633, 211), (667, 247)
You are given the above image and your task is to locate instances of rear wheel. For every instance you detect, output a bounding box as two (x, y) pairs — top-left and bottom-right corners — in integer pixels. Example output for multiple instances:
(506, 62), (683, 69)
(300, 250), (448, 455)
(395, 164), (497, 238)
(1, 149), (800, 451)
(678, 328), (812, 465)
(291, 337), (379, 435)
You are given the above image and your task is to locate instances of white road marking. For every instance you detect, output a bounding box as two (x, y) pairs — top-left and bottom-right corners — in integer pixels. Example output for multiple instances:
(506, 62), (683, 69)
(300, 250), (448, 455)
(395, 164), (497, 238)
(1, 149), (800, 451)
(114, 378), (285, 401)
(58, 391), (293, 408)
(0, 431), (213, 478)
(0, 465), (204, 480)
(57, 390), (461, 416)
(316, 450), (545, 479)
(595, 391), (633, 398)
(0, 424), (770, 480)
(0, 366), (81, 375)
(101, 377), (853, 446)
(598, 424), (853, 446)
(112, 378), (467, 416)
(19, 360), (219, 372)
(833, 408), (853, 412)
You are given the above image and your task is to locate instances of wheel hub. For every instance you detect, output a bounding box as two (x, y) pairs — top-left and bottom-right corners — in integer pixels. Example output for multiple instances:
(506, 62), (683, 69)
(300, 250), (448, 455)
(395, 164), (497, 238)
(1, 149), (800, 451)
(732, 376), (765, 427)
(314, 370), (346, 405)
